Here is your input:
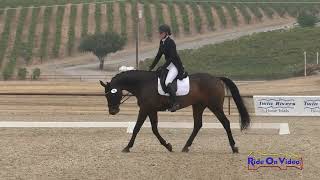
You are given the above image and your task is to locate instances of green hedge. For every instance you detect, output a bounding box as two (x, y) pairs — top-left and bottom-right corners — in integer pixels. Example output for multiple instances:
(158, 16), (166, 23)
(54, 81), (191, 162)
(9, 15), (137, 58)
(107, 2), (114, 32)
(154, 1), (165, 27)
(201, 2), (214, 31)
(81, 4), (89, 37)
(0, 9), (16, 67)
(225, 5), (238, 26)
(178, 2), (190, 34)
(25, 7), (40, 64)
(130, 0), (137, 39)
(67, 5), (77, 55)
(143, 0), (153, 40)
(95, 3), (102, 33)
(39, 7), (52, 61)
(213, 4), (227, 28)
(119, 1), (127, 38)
(52, 6), (65, 58)
(167, 1), (179, 35)
(190, 2), (201, 33)
(236, 4), (251, 24)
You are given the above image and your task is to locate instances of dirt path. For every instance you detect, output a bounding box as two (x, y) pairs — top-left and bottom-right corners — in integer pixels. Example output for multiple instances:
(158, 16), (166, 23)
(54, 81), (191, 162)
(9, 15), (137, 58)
(60, 4), (71, 57)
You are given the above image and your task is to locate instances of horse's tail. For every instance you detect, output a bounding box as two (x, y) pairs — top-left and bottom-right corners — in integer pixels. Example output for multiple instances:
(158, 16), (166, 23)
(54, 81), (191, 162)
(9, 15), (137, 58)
(219, 77), (250, 131)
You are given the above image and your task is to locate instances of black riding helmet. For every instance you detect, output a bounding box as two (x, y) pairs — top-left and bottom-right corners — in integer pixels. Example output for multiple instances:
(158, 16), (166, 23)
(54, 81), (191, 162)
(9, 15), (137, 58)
(159, 24), (172, 36)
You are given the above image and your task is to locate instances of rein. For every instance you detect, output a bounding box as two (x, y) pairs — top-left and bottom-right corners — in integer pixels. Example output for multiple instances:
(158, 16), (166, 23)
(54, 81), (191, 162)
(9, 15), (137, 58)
(105, 91), (132, 108)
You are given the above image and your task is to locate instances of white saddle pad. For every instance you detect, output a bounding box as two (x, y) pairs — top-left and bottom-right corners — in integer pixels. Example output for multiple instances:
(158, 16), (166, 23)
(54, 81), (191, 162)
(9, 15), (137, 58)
(157, 77), (190, 96)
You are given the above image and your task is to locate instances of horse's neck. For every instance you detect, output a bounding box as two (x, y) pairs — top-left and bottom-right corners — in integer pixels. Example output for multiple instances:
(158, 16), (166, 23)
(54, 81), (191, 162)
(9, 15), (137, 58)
(114, 71), (155, 96)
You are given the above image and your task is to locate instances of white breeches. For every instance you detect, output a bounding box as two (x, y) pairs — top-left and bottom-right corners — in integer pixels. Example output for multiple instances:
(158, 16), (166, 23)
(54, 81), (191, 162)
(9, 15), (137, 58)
(165, 63), (178, 86)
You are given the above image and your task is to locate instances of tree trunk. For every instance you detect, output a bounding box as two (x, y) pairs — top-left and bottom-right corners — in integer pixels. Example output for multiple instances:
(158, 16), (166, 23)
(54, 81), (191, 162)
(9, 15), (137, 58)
(99, 57), (104, 70)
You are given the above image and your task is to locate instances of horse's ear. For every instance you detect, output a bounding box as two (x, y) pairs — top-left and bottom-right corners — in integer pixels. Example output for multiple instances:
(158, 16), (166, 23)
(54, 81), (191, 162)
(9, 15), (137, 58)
(99, 80), (106, 87)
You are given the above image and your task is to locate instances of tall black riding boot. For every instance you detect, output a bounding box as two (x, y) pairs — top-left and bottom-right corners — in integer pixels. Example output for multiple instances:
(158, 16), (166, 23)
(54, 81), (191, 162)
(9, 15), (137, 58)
(167, 83), (180, 112)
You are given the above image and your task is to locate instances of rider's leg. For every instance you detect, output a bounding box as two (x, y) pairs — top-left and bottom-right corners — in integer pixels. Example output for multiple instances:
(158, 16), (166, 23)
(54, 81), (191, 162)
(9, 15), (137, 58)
(165, 63), (179, 112)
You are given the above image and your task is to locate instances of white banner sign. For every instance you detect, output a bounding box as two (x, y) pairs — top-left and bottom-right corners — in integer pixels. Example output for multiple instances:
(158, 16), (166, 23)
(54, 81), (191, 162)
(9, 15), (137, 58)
(253, 96), (320, 116)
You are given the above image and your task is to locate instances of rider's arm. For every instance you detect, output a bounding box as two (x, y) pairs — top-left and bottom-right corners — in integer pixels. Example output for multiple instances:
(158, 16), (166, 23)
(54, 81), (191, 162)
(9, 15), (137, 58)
(149, 42), (163, 70)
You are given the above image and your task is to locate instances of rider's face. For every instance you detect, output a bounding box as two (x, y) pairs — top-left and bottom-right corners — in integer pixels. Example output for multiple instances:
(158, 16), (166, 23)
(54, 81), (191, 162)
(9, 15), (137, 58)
(159, 32), (166, 39)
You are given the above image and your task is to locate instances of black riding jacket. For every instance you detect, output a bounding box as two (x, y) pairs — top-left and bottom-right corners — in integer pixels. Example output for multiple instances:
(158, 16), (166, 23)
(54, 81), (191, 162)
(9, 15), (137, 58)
(149, 37), (184, 76)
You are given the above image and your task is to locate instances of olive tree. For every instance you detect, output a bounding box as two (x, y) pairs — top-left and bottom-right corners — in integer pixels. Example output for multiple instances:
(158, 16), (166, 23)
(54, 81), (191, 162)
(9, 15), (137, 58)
(79, 32), (126, 70)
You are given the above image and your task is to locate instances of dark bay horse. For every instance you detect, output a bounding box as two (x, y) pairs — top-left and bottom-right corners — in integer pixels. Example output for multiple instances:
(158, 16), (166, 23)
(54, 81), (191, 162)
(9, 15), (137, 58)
(99, 70), (250, 153)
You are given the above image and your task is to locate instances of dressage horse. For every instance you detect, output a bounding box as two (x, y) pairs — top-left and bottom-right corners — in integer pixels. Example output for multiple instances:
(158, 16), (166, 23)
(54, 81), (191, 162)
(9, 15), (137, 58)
(100, 70), (250, 153)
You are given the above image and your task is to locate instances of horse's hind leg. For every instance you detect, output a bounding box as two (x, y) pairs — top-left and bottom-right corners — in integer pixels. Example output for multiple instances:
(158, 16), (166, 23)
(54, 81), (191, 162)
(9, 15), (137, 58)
(149, 111), (173, 152)
(209, 106), (238, 153)
(182, 104), (205, 152)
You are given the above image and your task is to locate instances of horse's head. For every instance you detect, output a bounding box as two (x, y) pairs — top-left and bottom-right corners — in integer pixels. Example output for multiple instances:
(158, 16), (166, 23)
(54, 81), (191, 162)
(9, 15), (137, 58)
(99, 80), (123, 115)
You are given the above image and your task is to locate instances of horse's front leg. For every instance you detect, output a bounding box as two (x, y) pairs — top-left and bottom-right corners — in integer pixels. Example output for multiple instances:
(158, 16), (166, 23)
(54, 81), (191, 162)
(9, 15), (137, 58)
(122, 109), (147, 153)
(149, 111), (173, 152)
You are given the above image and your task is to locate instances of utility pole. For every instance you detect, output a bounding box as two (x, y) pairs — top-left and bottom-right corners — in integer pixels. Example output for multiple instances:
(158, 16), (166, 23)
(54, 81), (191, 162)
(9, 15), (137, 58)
(136, 7), (143, 70)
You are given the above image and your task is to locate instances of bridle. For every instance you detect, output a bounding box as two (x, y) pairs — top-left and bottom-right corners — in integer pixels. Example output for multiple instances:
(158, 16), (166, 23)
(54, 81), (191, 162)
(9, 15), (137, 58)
(105, 91), (132, 108)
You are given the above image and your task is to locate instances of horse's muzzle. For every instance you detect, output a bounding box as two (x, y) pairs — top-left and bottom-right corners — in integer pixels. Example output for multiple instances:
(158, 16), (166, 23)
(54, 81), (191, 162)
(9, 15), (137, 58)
(109, 108), (120, 115)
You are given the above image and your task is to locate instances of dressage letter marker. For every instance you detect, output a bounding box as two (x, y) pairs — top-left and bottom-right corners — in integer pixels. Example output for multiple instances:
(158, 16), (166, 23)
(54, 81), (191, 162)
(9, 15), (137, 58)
(0, 122), (289, 135)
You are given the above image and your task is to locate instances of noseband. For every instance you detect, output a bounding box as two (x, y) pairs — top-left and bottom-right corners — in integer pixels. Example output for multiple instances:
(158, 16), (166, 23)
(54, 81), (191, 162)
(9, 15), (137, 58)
(105, 92), (131, 109)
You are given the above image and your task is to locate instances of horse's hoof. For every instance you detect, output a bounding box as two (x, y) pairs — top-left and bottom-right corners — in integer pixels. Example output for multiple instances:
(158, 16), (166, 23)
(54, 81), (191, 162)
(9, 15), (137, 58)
(122, 147), (130, 153)
(166, 143), (173, 152)
(232, 147), (239, 153)
(182, 147), (189, 153)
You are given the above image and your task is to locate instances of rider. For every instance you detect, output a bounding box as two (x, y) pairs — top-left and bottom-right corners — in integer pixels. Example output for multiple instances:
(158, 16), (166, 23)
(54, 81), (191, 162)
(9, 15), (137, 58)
(149, 24), (185, 112)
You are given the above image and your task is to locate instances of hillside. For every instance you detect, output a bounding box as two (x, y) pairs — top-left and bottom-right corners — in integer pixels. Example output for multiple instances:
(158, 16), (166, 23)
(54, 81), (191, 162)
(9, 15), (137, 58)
(0, 0), (319, 79)
(140, 26), (320, 80)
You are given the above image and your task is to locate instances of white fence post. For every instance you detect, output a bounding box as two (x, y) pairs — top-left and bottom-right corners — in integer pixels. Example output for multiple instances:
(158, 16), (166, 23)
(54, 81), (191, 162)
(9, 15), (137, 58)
(304, 51), (307, 77)
(317, 52), (319, 65)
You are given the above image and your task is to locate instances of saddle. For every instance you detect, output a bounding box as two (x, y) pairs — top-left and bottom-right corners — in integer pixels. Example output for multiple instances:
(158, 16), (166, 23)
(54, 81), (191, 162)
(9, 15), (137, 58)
(156, 67), (190, 96)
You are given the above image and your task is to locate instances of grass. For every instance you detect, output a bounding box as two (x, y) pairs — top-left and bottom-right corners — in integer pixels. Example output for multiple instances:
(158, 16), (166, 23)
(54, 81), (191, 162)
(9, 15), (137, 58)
(140, 27), (320, 80)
